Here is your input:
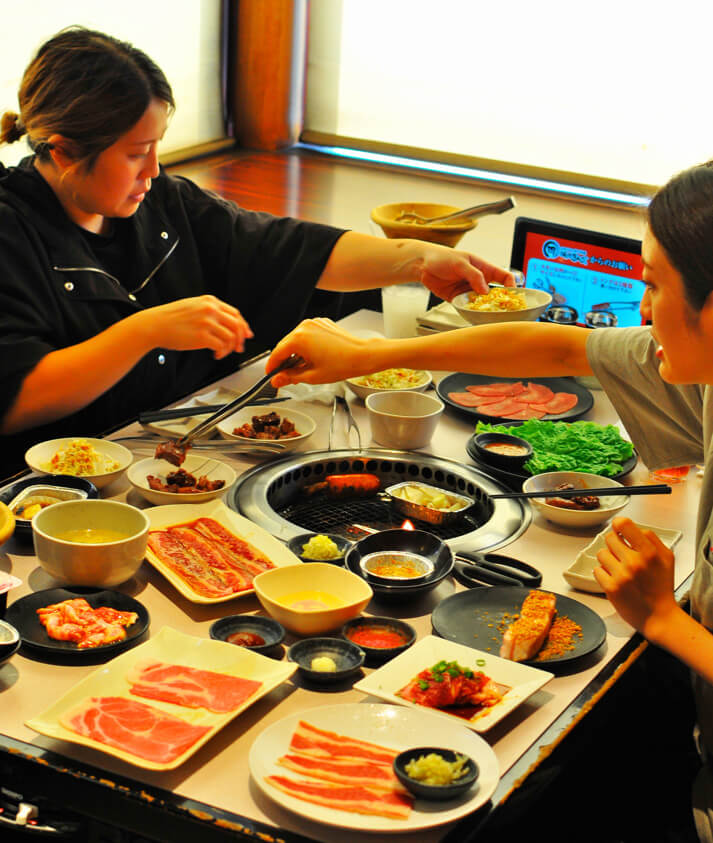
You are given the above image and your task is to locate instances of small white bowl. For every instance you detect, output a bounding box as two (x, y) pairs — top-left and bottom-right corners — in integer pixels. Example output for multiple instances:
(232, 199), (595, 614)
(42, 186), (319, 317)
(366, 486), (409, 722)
(451, 288), (552, 326)
(346, 370), (432, 401)
(32, 499), (149, 587)
(126, 455), (237, 505)
(25, 438), (132, 490)
(366, 391), (444, 450)
(253, 562), (373, 636)
(216, 405), (316, 450)
(522, 471), (629, 528)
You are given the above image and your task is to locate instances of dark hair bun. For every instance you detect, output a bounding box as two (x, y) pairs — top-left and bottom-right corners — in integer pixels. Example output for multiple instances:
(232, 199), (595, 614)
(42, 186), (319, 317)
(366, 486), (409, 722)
(0, 111), (25, 144)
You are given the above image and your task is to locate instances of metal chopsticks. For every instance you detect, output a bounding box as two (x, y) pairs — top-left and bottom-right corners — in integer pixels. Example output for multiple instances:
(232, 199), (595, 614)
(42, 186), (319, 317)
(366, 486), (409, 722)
(175, 354), (304, 446)
(490, 483), (672, 500)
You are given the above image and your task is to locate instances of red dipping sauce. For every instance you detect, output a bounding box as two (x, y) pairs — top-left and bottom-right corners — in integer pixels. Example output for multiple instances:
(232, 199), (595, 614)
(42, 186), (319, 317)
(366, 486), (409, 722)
(347, 627), (407, 650)
(226, 631), (265, 647)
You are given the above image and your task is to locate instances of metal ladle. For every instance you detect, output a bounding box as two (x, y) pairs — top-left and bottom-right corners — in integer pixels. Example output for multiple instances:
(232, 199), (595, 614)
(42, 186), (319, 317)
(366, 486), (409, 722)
(396, 196), (515, 225)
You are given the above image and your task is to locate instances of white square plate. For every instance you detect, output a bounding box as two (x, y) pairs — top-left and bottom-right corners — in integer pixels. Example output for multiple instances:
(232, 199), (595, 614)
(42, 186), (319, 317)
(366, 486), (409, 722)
(27, 627), (297, 770)
(563, 522), (683, 593)
(354, 635), (552, 732)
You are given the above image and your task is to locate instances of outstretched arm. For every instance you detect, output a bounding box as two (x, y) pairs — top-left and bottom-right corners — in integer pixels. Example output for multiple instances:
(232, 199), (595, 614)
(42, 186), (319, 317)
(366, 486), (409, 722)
(268, 317), (593, 388)
(316, 231), (514, 300)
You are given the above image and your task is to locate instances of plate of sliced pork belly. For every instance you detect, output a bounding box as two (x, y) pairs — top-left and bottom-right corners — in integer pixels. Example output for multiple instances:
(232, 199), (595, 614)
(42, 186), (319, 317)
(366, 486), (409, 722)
(431, 587), (607, 668)
(26, 626), (297, 770)
(143, 500), (302, 604)
(250, 703), (500, 832)
(438, 373), (594, 423)
(354, 635), (552, 734)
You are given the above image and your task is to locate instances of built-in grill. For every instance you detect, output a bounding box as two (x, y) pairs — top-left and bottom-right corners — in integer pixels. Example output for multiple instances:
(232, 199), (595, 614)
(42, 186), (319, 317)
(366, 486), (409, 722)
(228, 449), (531, 553)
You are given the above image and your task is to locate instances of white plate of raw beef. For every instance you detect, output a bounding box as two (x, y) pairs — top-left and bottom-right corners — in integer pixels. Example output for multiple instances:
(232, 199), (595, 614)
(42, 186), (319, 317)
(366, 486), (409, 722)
(437, 373), (594, 423)
(250, 702), (500, 833)
(26, 626), (297, 770)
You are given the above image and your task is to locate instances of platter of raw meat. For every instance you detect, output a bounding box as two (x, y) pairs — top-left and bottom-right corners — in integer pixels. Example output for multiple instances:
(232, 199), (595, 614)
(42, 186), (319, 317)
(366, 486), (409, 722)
(26, 627), (297, 770)
(250, 703), (500, 832)
(437, 374), (594, 423)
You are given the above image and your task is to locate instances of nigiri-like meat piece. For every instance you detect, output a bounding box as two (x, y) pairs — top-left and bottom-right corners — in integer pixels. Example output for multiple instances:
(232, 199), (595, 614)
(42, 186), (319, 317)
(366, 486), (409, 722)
(500, 590), (557, 662)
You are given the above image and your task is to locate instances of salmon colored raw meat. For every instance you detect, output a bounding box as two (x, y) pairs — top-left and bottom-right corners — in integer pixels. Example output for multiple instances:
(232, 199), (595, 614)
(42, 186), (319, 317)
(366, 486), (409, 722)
(127, 660), (262, 713)
(59, 696), (211, 764)
(278, 753), (407, 793)
(448, 391), (483, 407)
(529, 392), (579, 415)
(265, 775), (413, 819)
(289, 720), (399, 765)
(467, 382), (524, 397)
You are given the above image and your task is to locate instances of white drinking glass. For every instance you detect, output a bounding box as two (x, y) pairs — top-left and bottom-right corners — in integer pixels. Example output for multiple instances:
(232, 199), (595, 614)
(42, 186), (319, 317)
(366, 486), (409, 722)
(381, 283), (431, 338)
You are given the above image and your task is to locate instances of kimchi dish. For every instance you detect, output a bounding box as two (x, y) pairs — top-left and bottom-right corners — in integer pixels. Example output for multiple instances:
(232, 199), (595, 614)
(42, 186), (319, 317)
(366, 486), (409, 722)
(397, 660), (503, 718)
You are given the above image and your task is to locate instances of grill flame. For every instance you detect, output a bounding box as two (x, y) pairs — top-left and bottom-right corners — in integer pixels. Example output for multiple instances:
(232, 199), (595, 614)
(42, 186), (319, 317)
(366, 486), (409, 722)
(401, 519), (416, 531)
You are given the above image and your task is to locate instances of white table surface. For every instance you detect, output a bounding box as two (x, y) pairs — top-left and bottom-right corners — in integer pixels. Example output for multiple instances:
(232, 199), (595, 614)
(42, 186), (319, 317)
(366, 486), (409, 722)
(0, 309), (699, 843)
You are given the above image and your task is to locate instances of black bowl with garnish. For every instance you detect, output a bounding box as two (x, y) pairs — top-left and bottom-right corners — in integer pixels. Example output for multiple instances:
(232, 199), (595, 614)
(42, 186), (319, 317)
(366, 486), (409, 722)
(393, 747), (479, 800)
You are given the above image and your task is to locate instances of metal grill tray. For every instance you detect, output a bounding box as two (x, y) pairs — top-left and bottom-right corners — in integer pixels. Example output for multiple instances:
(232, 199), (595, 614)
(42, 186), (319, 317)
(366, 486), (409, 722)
(228, 448), (531, 553)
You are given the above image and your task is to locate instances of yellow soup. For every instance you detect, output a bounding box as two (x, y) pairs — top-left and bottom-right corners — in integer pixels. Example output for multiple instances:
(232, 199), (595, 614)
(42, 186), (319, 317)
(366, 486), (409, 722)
(56, 528), (129, 544)
(279, 590), (345, 611)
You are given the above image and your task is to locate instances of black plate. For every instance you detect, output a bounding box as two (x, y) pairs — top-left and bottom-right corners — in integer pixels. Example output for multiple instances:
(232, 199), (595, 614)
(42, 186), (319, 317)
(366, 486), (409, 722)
(0, 475), (99, 538)
(466, 435), (638, 491)
(437, 374), (594, 423)
(431, 586), (606, 667)
(5, 587), (149, 661)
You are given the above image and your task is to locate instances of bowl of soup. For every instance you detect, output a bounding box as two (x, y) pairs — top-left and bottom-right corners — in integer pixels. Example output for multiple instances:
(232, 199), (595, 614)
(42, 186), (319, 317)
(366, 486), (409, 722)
(252, 562), (373, 636)
(32, 500), (150, 587)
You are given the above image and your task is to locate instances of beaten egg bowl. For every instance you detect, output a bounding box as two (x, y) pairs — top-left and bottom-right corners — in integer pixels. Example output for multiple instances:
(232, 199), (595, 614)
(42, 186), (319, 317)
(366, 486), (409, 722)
(252, 563), (372, 636)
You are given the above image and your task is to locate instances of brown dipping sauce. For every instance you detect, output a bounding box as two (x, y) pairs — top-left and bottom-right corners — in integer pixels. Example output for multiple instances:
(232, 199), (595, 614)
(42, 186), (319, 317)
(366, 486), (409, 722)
(484, 442), (529, 457)
(226, 631), (266, 647)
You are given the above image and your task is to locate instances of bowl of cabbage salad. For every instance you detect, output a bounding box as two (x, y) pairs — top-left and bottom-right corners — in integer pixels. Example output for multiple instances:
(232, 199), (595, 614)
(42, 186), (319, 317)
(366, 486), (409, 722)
(346, 367), (432, 400)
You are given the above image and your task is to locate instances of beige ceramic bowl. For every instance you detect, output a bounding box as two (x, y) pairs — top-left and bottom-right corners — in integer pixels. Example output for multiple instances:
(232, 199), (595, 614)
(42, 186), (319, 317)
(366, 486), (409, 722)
(25, 437), (132, 490)
(371, 203), (477, 247)
(522, 471), (629, 528)
(252, 562), (373, 636)
(451, 287), (553, 326)
(346, 370), (432, 402)
(32, 499), (149, 587)
(366, 391), (444, 450)
(126, 455), (237, 506)
(216, 404), (317, 450)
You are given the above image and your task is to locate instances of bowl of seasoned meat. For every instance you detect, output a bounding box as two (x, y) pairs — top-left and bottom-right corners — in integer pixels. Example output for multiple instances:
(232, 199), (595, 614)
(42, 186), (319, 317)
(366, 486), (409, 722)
(216, 405), (316, 450)
(126, 455), (237, 505)
(522, 471), (629, 528)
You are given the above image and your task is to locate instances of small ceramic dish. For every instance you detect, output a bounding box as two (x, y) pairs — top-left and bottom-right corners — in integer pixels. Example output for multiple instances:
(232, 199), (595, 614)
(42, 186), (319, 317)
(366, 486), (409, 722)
(25, 438), (132, 490)
(393, 747), (479, 801)
(341, 616), (416, 664)
(451, 287), (552, 326)
(286, 533), (353, 564)
(126, 455), (237, 505)
(522, 471), (629, 529)
(0, 619), (21, 665)
(563, 522), (683, 593)
(209, 615), (285, 656)
(471, 432), (534, 471)
(359, 550), (434, 583)
(346, 369), (432, 401)
(287, 637), (365, 684)
(216, 405), (316, 450)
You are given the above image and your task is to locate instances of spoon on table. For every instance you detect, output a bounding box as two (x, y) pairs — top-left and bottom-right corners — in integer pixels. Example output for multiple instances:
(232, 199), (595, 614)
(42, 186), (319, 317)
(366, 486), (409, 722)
(396, 196), (515, 225)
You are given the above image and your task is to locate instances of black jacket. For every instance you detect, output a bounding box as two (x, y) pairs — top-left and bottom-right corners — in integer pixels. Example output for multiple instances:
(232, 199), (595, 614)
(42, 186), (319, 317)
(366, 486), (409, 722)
(0, 158), (344, 479)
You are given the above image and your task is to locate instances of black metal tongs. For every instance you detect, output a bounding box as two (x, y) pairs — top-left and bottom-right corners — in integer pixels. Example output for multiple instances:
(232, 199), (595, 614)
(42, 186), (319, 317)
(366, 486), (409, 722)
(173, 353), (304, 447)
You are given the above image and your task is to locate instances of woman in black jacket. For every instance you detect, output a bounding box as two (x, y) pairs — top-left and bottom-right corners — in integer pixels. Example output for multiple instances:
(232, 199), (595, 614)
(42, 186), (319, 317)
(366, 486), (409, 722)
(0, 27), (511, 475)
